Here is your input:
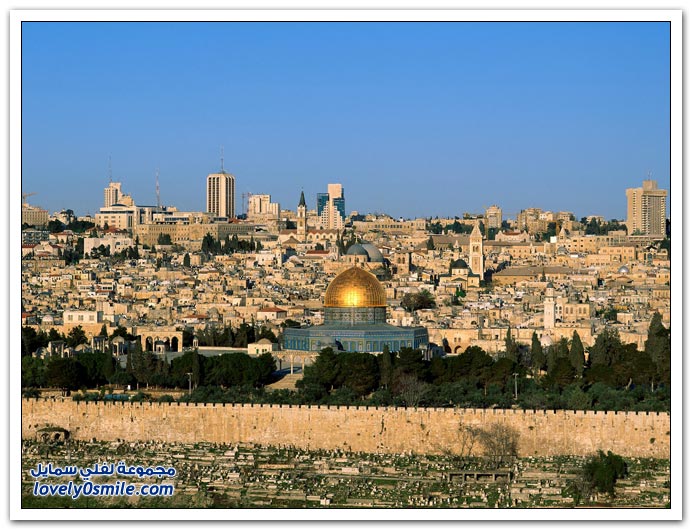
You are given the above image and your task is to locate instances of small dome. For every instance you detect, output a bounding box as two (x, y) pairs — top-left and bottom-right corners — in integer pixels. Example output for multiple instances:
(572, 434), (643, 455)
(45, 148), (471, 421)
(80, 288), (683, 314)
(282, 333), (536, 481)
(557, 246), (568, 255)
(346, 244), (368, 256)
(618, 265), (630, 274)
(324, 266), (387, 308)
(451, 258), (468, 269)
(360, 242), (384, 263)
(540, 334), (553, 347)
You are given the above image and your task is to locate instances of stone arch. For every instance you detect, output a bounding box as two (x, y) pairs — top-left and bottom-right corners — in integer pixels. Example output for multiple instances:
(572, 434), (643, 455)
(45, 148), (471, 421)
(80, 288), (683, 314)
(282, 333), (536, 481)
(454, 345), (463, 354)
(288, 355), (306, 374)
(145, 337), (154, 352)
(171, 337), (179, 351)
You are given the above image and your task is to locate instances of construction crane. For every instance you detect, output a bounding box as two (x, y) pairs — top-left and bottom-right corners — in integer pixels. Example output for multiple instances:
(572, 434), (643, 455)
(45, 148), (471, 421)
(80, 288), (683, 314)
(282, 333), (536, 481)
(22, 192), (36, 205)
(241, 192), (252, 216)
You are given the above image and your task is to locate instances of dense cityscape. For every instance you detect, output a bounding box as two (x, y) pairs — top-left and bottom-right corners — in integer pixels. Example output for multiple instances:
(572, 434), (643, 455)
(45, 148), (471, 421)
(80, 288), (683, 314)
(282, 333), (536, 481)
(20, 165), (671, 399)
(20, 165), (672, 509)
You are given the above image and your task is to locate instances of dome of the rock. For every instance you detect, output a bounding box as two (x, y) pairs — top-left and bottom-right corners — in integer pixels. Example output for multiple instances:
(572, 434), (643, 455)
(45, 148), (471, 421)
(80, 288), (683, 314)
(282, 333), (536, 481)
(324, 266), (387, 308)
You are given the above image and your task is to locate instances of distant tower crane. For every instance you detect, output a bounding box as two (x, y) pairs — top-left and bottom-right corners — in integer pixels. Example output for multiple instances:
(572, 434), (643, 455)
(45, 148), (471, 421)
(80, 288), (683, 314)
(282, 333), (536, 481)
(22, 192), (37, 205)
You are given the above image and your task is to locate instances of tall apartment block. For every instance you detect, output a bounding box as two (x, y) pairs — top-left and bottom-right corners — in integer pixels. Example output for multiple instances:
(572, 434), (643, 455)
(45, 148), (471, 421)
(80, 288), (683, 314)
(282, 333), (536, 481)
(206, 170), (235, 219)
(104, 182), (122, 208)
(626, 179), (667, 236)
(317, 183), (345, 229)
(484, 205), (503, 229)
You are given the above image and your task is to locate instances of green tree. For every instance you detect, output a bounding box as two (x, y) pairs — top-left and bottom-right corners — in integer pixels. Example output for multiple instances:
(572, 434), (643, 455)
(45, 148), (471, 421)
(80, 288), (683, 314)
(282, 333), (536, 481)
(110, 325), (136, 342)
(589, 328), (623, 367)
(47, 219), (65, 233)
(426, 236), (435, 250)
(503, 327), (519, 362)
(157, 233), (172, 245)
(183, 253), (191, 267)
(544, 357), (576, 391)
(76, 350), (114, 387)
(379, 344), (393, 389)
(530, 332), (545, 374)
(253, 352), (277, 386)
(338, 351), (379, 397)
(546, 337), (569, 374)
(582, 451), (628, 497)
(66, 325), (88, 348)
(281, 319), (302, 329)
(22, 356), (46, 387)
(569, 331), (585, 375)
(129, 342), (156, 388)
(401, 290), (435, 312)
(48, 328), (65, 342)
(233, 322), (256, 347)
(644, 312), (670, 385)
(191, 351), (204, 388)
(299, 347), (340, 393)
(201, 233), (216, 254)
(257, 326), (277, 342)
(396, 347), (427, 380)
(21, 327), (48, 357)
(45, 357), (83, 391)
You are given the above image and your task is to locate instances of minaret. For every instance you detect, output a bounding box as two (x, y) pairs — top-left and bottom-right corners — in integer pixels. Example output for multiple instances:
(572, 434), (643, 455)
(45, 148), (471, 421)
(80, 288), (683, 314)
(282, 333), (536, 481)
(469, 220), (484, 278)
(297, 190), (307, 242)
(544, 282), (556, 329)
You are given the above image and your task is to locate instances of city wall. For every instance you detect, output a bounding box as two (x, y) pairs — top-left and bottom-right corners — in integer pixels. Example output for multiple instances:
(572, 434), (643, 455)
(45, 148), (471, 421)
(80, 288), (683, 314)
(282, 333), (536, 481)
(22, 399), (670, 459)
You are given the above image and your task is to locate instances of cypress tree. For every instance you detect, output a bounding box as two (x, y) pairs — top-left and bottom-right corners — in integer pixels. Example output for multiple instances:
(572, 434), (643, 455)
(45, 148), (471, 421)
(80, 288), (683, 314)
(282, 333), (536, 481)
(569, 331), (585, 375)
(379, 345), (393, 389)
(531, 331), (545, 374)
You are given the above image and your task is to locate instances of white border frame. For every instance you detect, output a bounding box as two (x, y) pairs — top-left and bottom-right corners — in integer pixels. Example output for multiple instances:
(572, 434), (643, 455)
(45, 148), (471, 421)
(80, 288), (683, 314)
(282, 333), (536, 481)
(9, 8), (682, 522)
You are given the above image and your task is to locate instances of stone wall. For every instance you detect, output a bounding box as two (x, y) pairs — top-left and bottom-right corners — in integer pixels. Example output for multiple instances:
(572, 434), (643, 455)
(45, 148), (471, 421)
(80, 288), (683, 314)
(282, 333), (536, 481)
(22, 399), (670, 458)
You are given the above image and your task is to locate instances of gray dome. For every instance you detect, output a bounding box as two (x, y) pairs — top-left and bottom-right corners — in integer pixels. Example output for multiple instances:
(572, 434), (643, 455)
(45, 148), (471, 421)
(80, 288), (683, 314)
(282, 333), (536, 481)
(360, 242), (384, 263)
(346, 244), (368, 256)
(618, 265), (630, 274)
(450, 258), (468, 269)
(557, 246), (568, 255)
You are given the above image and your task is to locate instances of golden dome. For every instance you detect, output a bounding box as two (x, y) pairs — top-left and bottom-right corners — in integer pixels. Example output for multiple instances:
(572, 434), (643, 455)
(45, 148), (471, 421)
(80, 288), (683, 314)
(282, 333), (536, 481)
(324, 266), (387, 308)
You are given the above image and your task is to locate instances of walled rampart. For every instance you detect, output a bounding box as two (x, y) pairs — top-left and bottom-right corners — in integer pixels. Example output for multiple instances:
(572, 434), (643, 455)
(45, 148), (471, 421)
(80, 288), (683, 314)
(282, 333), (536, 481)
(22, 399), (670, 458)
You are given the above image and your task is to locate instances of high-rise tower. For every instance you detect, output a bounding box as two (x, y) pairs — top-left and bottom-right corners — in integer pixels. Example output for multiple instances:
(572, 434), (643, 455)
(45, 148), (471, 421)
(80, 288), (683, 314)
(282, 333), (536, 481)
(626, 179), (667, 236)
(206, 151), (235, 219)
(104, 182), (122, 208)
(317, 183), (345, 229)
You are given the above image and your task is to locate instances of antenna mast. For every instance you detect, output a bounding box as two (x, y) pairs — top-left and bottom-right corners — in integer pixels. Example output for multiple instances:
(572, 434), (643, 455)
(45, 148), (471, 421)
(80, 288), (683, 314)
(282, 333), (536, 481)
(220, 145), (225, 172)
(156, 168), (161, 209)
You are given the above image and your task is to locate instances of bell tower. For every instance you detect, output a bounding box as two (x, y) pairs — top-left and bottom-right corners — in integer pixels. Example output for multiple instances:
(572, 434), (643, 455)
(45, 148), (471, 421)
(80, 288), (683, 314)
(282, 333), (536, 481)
(297, 190), (307, 242)
(470, 220), (484, 278)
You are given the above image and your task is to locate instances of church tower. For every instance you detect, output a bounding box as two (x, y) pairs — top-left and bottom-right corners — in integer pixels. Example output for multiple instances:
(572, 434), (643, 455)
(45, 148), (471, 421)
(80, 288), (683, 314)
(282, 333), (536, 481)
(297, 190), (307, 242)
(469, 221), (484, 278)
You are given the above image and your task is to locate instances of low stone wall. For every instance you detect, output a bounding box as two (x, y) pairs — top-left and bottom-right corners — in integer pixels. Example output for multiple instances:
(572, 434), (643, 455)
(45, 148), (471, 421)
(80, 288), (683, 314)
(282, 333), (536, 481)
(22, 399), (670, 458)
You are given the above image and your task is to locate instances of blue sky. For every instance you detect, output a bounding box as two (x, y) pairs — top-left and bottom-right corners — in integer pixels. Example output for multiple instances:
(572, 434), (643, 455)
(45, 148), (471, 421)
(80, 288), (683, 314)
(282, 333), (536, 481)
(21, 21), (670, 220)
